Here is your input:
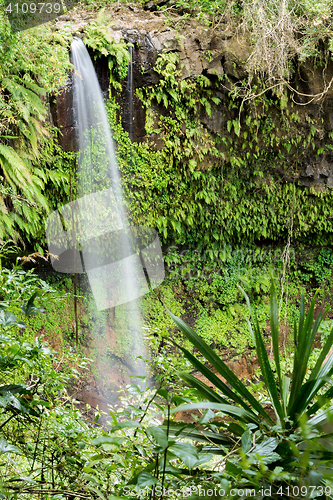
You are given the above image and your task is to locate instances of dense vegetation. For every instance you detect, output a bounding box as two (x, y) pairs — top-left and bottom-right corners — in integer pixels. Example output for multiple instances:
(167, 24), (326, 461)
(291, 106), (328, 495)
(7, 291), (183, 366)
(2, 263), (333, 498)
(1, 0), (333, 249)
(1, 0), (333, 498)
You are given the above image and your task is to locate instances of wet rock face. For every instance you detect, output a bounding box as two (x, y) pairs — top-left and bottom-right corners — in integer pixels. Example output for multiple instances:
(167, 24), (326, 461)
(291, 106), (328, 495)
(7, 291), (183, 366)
(120, 32), (159, 142)
(89, 46), (110, 96)
(50, 3), (251, 148)
(298, 154), (333, 188)
(289, 60), (333, 188)
(50, 76), (76, 152)
(51, 4), (333, 186)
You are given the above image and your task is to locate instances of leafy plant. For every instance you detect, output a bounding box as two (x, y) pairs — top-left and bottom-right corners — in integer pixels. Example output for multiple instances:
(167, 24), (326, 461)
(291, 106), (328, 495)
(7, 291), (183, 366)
(0, 240), (20, 270)
(108, 29), (333, 251)
(0, 8), (71, 245)
(0, 295), (47, 434)
(84, 10), (130, 88)
(0, 267), (56, 302)
(166, 283), (333, 490)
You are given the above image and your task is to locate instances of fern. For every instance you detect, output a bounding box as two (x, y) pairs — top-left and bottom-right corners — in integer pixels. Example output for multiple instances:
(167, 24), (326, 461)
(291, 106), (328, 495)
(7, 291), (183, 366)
(84, 11), (130, 82)
(0, 145), (32, 189)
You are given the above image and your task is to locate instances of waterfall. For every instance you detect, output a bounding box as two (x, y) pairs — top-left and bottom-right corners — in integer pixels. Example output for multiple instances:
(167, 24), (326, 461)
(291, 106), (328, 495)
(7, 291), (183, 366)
(45, 37), (164, 404)
(126, 44), (134, 141)
(70, 37), (148, 397)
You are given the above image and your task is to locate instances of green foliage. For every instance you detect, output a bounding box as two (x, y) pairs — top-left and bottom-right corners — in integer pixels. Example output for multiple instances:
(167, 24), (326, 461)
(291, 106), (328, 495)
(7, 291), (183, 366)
(84, 10), (130, 88)
(0, 8), (71, 245)
(0, 267), (55, 302)
(80, 0), (133, 10)
(0, 266), (215, 499)
(300, 247), (333, 283)
(0, 267), (88, 496)
(166, 284), (333, 490)
(104, 41), (333, 251)
(319, 318), (333, 347)
(137, 51), (220, 169)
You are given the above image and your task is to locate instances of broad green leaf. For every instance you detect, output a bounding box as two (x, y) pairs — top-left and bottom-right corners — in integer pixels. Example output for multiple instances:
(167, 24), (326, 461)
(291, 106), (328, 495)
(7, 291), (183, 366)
(85, 485), (106, 499)
(250, 437), (280, 464)
(233, 120), (240, 137)
(0, 310), (17, 327)
(0, 385), (26, 395)
(146, 427), (168, 450)
(168, 442), (199, 469)
(168, 89), (178, 102)
(0, 439), (19, 455)
(228, 422), (245, 437)
(163, 423), (229, 449)
(137, 472), (159, 488)
(92, 436), (125, 447)
(111, 421), (142, 431)
(241, 429), (252, 453)
(225, 459), (242, 476)
(16, 321), (27, 328)
(157, 389), (169, 400)
(21, 292), (45, 317)
(171, 403), (258, 425)
(200, 409), (215, 424)
(251, 450), (281, 465)
(195, 452), (214, 466)
(254, 437), (279, 454)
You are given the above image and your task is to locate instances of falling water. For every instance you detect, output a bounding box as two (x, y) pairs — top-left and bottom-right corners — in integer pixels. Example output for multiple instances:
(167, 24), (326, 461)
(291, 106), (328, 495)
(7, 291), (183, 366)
(126, 44), (134, 141)
(70, 37), (148, 397)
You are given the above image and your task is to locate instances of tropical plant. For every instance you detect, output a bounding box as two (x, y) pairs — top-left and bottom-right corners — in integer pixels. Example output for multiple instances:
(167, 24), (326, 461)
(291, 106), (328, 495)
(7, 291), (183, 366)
(84, 10), (131, 87)
(0, 240), (20, 271)
(0, 7), (71, 245)
(166, 283), (333, 492)
(0, 270), (91, 498)
(0, 295), (46, 434)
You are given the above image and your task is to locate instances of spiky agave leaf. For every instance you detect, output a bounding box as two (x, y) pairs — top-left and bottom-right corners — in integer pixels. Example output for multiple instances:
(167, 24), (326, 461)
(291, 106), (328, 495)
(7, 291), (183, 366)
(168, 309), (274, 424)
(169, 285), (333, 445)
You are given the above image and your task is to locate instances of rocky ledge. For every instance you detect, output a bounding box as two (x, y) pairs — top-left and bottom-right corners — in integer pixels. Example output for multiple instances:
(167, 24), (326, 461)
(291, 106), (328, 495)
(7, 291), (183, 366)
(50, 2), (333, 188)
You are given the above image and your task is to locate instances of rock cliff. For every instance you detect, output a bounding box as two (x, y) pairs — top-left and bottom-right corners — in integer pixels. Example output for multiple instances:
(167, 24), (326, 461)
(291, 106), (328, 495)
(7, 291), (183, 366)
(50, 2), (333, 188)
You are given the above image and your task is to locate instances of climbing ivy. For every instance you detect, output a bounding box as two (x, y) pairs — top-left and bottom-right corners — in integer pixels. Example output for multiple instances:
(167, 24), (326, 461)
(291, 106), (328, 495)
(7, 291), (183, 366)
(105, 49), (333, 251)
(137, 52), (221, 169)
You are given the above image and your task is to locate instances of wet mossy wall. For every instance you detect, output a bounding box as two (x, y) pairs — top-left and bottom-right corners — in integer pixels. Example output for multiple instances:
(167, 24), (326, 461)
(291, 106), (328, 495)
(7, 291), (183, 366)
(51, 13), (333, 253)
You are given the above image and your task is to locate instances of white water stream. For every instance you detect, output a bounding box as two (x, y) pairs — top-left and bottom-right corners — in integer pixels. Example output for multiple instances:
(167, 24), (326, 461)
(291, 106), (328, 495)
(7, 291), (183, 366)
(71, 37), (148, 395)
